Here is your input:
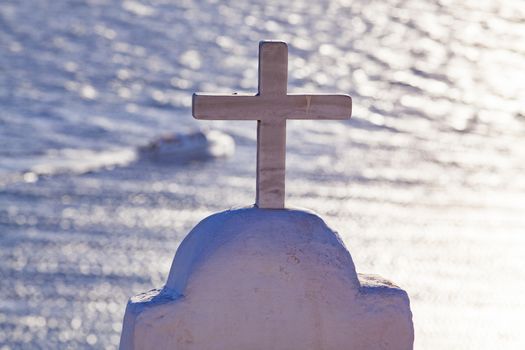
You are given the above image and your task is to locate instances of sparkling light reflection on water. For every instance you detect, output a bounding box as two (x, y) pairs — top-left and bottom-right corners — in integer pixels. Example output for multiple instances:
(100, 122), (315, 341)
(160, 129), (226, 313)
(1, 0), (524, 348)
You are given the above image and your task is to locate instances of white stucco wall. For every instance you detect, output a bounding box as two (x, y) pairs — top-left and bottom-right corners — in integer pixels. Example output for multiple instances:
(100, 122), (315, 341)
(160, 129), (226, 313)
(120, 207), (414, 349)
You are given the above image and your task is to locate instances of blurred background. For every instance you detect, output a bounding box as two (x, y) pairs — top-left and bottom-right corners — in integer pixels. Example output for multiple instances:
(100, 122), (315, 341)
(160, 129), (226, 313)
(1, 0), (524, 348)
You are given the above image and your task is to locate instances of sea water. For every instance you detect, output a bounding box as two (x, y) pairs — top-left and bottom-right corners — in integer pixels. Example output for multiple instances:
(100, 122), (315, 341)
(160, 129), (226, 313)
(1, 0), (524, 348)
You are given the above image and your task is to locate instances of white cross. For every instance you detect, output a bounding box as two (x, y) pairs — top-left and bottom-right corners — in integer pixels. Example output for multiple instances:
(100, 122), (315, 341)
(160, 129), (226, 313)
(193, 41), (352, 209)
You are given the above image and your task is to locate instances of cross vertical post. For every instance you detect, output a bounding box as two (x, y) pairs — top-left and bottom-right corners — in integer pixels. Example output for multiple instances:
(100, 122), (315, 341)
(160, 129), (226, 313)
(256, 42), (288, 208)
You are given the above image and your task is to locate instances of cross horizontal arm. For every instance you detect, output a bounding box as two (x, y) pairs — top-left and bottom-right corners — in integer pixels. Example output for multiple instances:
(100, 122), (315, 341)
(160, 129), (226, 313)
(193, 93), (259, 120)
(286, 94), (352, 120)
(192, 93), (352, 121)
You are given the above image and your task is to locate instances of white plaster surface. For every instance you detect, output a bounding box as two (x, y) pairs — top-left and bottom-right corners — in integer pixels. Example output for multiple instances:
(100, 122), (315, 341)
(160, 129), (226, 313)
(120, 208), (414, 349)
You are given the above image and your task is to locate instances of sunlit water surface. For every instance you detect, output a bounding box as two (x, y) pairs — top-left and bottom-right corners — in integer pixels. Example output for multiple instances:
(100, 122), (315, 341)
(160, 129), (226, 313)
(1, 0), (524, 348)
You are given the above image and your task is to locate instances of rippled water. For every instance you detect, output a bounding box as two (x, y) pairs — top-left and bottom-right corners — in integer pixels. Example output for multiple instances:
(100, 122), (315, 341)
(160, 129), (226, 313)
(1, 0), (524, 348)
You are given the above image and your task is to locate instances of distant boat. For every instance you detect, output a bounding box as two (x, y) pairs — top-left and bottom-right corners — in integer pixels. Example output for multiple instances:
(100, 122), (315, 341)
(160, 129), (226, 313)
(139, 130), (235, 161)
